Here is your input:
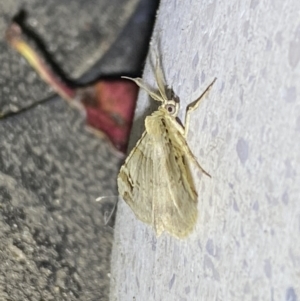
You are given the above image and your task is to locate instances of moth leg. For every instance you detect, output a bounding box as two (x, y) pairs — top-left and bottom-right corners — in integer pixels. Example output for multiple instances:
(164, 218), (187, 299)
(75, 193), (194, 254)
(184, 78), (217, 137)
(194, 159), (211, 178)
(184, 146), (211, 178)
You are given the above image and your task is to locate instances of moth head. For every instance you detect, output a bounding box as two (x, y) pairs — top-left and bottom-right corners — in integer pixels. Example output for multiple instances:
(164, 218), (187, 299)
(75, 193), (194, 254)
(163, 99), (179, 117)
(121, 76), (179, 116)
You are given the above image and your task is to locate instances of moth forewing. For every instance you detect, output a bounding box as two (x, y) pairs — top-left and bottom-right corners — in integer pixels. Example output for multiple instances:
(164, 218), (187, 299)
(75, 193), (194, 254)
(117, 131), (153, 225)
(144, 112), (199, 238)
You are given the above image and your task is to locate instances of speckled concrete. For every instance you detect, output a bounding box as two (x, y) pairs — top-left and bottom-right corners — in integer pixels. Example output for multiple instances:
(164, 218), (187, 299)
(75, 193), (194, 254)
(0, 98), (120, 301)
(0, 0), (159, 300)
(0, 0), (138, 115)
(111, 1), (300, 300)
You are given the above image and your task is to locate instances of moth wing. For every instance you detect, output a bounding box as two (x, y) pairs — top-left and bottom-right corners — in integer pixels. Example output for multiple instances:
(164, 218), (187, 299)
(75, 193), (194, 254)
(118, 131), (154, 224)
(118, 112), (201, 238)
(151, 115), (199, 238)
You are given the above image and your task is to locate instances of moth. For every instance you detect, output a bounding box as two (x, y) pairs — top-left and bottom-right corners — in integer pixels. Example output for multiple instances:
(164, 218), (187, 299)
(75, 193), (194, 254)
(118, 58), (216, 238)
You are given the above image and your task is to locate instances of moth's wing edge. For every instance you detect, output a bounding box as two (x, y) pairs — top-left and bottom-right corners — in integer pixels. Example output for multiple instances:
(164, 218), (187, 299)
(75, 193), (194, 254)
(117, 131), (153, 225)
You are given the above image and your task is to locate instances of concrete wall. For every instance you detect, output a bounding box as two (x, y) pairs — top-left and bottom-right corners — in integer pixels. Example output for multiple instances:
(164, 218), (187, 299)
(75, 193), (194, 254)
(111, 1), (300, 300)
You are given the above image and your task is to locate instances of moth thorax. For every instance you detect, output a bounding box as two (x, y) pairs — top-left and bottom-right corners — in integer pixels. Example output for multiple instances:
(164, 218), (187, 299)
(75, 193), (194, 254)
(144, 112), (167, 137)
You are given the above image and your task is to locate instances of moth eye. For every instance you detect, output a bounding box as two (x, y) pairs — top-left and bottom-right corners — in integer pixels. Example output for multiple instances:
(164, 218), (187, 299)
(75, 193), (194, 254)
(165, 104), (176, 115)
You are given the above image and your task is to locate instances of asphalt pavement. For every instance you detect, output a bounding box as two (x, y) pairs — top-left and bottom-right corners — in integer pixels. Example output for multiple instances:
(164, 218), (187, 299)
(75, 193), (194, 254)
(0, 0), (159, 300)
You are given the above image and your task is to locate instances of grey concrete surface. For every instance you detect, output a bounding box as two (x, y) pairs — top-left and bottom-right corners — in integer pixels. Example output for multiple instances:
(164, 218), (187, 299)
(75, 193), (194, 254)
(0, 0), (159, 300)
(0, 98), (119, 301)
(0, 0), (138, 115)
(111, 0), (300, 300)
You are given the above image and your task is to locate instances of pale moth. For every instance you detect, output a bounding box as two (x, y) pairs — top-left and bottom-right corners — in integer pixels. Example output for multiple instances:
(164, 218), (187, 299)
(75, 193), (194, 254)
(118, 58), (216, 239)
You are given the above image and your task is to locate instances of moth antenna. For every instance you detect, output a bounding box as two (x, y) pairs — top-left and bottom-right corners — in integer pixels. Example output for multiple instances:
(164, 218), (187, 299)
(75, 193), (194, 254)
(122, 76), (164, 103)
(154, 53), (168, 101)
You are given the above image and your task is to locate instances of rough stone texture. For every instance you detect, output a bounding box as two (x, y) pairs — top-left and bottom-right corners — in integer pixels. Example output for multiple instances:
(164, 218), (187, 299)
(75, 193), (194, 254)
(0, 99), (119, 301)
(0, 0), (138, 115)
(0, 0), (159, 300)
(111, 1), (300, 300)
